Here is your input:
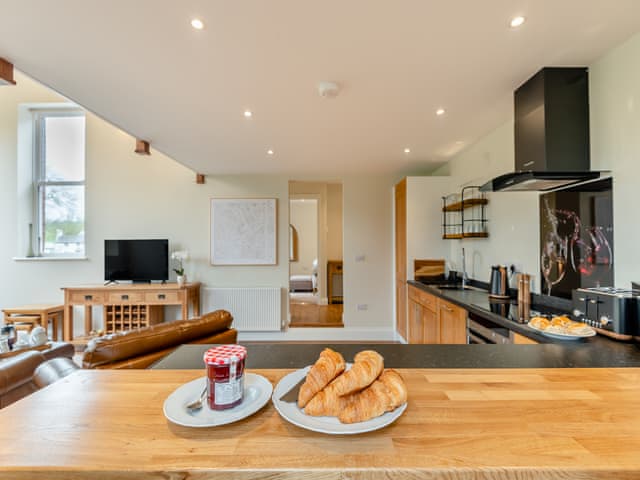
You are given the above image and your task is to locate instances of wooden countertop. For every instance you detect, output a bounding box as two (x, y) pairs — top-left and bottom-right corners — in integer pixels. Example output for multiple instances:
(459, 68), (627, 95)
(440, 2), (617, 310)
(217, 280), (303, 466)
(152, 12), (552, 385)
(1, 368), (639, 479)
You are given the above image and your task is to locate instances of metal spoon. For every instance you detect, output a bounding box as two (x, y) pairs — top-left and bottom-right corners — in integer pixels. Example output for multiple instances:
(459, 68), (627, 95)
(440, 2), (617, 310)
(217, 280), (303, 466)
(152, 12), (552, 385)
(186, 386), (207, 413)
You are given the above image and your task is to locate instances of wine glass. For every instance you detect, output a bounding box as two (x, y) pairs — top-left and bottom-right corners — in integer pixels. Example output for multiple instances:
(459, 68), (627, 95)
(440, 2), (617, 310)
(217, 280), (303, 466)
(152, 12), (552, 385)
(541, 232), (568, 296)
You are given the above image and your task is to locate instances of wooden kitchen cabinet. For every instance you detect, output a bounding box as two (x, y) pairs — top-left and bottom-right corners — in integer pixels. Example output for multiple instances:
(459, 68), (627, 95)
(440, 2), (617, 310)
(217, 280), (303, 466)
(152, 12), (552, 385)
(407, 285), (466, 344)
(395, 179), (408, 340)
(438, 299), (467, 344)
(421, 304), (440, 344)
(407, 299), (423, 344)
(513, 332), (539, 344)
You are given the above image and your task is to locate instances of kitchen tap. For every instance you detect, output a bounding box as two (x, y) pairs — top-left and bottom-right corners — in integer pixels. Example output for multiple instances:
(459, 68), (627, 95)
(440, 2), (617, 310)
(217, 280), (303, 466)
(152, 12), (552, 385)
(462, 247), (468, 289)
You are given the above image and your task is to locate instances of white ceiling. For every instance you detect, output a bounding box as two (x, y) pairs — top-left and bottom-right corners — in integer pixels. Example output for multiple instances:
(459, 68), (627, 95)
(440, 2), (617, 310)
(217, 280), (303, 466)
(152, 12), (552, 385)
(1, 1), (640, 176)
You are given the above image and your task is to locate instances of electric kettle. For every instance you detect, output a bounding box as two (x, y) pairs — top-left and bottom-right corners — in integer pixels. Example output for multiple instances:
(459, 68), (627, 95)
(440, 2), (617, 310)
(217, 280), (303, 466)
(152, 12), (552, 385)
(489, 265), (510, 299)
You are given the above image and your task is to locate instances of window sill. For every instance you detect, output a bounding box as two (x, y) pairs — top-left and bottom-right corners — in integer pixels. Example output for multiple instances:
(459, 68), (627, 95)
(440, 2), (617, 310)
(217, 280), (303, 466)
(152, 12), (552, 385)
(12, 256), (89, 262)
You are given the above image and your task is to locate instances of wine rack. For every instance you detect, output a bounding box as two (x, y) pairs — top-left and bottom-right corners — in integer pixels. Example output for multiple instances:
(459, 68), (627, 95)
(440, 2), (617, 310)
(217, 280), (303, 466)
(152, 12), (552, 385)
(103, 304), (163, 333)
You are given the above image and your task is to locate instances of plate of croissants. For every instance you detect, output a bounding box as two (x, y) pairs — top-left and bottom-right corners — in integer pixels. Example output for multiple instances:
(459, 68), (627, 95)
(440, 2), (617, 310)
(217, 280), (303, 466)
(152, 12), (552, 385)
(271, 348), (408, 434)
(528, 315), (596, 340)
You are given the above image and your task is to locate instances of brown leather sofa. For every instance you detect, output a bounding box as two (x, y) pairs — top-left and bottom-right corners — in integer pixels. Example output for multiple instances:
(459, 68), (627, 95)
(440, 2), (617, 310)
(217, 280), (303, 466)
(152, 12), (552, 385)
(0, 342), (75, 409)
(82, 309), (237, 369)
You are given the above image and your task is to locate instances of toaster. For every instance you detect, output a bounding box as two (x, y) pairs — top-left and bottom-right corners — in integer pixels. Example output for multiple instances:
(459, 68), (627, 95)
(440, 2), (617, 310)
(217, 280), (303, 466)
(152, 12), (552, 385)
(572, 287), (640, 338)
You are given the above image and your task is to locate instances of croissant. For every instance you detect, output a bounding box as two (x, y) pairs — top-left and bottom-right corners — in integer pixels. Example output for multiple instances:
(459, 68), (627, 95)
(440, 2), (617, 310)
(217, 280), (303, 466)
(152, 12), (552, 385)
(303, 381), (350, 417)
(297, 348), (346, 408)
(331, 350), (384, 396)
(338, 369), (408, 424)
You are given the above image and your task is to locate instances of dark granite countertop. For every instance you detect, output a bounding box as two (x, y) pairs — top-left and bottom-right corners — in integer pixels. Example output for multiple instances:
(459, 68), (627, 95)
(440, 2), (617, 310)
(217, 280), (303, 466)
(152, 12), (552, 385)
(151, 282), (640, 370)
(408, 280), (640, 362)
(152, 341), (640, 369)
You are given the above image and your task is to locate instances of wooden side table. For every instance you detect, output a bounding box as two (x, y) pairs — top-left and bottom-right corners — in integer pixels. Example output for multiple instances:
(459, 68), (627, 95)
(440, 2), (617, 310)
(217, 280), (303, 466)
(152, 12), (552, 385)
(2, 304), (64, 341)
(327, 260), (343, 304)
(61, 283), (201, 341)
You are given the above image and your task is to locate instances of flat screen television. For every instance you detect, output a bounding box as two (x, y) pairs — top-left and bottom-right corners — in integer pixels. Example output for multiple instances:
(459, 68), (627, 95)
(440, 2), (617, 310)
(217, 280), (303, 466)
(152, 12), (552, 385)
(104, 239), (169, 282)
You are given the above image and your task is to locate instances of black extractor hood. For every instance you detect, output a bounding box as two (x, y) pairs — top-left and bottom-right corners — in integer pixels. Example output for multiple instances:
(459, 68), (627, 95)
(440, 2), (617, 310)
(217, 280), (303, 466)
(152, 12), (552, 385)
(481, 67), (600, 192)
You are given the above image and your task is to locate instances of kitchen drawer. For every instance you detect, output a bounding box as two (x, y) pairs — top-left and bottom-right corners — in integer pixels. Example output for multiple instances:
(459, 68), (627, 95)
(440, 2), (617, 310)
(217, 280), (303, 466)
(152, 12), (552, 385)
(144, 291), (180, 304)
(408, 286), (437, 312)
(69, 292), (105, 304)
(438, 298), (467, 344)
(512, 332), (539, 344)
(107, 292), (145, 303)
(438, 298), (465, 317)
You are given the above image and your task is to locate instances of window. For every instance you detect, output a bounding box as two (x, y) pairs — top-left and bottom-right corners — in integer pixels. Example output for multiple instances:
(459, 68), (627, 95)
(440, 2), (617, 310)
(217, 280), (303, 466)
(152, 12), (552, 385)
(32, 109), (86, 256)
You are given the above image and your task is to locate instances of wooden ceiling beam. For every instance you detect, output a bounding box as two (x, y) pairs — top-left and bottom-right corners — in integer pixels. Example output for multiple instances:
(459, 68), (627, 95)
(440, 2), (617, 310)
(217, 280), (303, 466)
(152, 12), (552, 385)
(134, 139), (151, 155)
(0, 58), (16, 86)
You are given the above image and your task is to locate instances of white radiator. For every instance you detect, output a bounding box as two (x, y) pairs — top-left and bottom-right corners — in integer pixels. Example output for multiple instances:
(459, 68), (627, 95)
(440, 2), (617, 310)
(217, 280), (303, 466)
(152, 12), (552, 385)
(202, 287), (282, 331)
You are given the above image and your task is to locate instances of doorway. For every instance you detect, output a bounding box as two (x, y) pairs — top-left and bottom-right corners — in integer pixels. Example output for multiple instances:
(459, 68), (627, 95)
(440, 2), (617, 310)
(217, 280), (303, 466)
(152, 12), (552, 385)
(288, 182), (343, 328)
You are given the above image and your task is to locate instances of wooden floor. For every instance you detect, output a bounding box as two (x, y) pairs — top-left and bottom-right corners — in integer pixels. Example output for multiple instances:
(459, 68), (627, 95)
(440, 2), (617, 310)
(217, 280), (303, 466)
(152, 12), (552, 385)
(289, 302), (344, 328)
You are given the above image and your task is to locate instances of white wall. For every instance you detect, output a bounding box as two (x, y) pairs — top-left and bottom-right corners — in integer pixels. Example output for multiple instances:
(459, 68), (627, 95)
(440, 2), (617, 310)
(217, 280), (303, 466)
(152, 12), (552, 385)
(434, 31), (640, 291)
(432, 123), (541, 288)
(1, 73), (394, 336)
(326, 183), (343, 261)
(289, 199), (318, 276)
(342, 176), (394, 328)
(405, 177), (452, 280)
(590, 32), (640, 288)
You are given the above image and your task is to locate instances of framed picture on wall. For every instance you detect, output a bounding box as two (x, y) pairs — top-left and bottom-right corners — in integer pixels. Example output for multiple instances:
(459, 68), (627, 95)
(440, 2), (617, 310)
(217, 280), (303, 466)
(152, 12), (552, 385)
(210, 198), (277, 265)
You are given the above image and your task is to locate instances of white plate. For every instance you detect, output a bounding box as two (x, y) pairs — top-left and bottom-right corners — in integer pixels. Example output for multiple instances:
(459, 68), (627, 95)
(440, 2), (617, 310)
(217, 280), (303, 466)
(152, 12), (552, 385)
(272, 366), (407, 435)
(527, 322), (596, 340)
(163, 373), (272, 427)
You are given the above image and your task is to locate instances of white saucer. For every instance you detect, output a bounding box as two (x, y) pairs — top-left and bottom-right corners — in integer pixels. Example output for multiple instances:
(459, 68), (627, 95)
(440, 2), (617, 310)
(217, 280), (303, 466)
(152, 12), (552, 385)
(272, 366), (407, 435)
(163, 373), (272, 427)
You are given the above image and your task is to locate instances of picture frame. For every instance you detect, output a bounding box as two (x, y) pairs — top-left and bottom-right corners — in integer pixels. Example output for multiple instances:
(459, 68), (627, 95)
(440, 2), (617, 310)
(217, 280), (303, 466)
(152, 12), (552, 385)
(210, 198), (277, 265)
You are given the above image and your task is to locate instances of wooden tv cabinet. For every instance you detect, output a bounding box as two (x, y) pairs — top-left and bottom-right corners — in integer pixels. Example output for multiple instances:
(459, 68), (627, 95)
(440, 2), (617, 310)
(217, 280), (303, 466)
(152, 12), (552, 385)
(61, 283), (200, 341)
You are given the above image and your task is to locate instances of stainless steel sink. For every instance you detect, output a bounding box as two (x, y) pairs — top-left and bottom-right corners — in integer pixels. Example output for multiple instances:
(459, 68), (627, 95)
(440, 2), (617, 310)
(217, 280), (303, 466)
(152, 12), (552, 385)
(437, 285), (485, 292)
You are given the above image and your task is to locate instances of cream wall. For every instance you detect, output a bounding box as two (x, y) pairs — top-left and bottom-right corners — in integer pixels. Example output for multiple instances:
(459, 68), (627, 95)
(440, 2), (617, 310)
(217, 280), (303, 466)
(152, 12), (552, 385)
(590, 32), (640, 288)
(405, 177), (452, 280)
(1, 73), (394, 335)
(432, 123), (541, 288)
(434, 31), (640, 291)
(326, 183), (343, 261)
(342, 176), (394, 328)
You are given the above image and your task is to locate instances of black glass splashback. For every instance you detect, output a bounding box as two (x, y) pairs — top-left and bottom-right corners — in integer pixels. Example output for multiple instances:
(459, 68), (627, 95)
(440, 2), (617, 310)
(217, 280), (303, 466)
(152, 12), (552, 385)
(539, 178), (613, 299)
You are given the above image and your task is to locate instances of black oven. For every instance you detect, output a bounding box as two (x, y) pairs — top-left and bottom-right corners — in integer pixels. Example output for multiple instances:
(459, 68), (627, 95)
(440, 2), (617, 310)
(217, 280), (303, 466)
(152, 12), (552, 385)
(467, 312), (513, 344)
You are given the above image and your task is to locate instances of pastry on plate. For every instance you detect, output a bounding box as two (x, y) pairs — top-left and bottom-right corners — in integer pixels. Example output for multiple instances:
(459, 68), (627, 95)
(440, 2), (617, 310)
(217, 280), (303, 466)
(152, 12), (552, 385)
(566, 322), (594, 336)
(330, 350), (384, 396)
(551, 315), (572, 328)
(338, 369), (408, 424)
(529, 316), (550, 330)
(304, 380), (349, 417)
(298, 348), (346, 408)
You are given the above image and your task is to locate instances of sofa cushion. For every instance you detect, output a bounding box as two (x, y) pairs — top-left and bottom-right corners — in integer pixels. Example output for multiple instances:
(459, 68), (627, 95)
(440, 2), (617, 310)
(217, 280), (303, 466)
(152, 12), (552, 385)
(0, 351), (46, 397)
(0, 342), (76, 409)
(96, 328), (238, 370)
(82, 310), (233, 369)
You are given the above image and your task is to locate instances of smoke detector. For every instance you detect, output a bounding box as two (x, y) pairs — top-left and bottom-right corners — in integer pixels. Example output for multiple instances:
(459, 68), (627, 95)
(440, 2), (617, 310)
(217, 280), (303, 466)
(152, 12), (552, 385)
(318, 81), (340, 98)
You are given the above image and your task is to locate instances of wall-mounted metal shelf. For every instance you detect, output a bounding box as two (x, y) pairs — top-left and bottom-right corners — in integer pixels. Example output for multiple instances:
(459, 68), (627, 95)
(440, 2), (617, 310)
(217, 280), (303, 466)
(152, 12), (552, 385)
(442, 186), (488, 240)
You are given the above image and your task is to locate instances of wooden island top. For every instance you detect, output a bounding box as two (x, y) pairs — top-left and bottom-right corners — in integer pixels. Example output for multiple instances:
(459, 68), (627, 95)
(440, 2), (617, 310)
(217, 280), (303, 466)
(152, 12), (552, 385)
(1, 368), (639, 479)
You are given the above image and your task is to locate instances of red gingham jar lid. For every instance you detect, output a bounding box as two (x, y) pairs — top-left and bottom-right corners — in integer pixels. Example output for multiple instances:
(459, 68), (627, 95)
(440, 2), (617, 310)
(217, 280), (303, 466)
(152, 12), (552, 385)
(203, 345), (247, 365)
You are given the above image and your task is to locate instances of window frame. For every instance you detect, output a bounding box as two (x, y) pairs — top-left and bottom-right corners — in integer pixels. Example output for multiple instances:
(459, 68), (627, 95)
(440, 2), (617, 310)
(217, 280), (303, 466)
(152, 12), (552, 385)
(32, 108), (86, 257)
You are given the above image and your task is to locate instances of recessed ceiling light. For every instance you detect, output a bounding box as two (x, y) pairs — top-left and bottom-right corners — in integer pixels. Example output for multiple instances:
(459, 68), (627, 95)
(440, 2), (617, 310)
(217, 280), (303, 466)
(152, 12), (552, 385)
(191, 18), (204, 30)
(436, 108), (446, 116)
(267, 149), (274, 155)
(404, 148), (411, 154)
(244, 110), (253, 118)
(510, 16), (525, 28)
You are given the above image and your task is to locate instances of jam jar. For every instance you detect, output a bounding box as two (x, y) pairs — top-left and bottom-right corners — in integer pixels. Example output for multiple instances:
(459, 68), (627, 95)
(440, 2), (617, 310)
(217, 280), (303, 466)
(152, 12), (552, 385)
(203, 345), (247, 410)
